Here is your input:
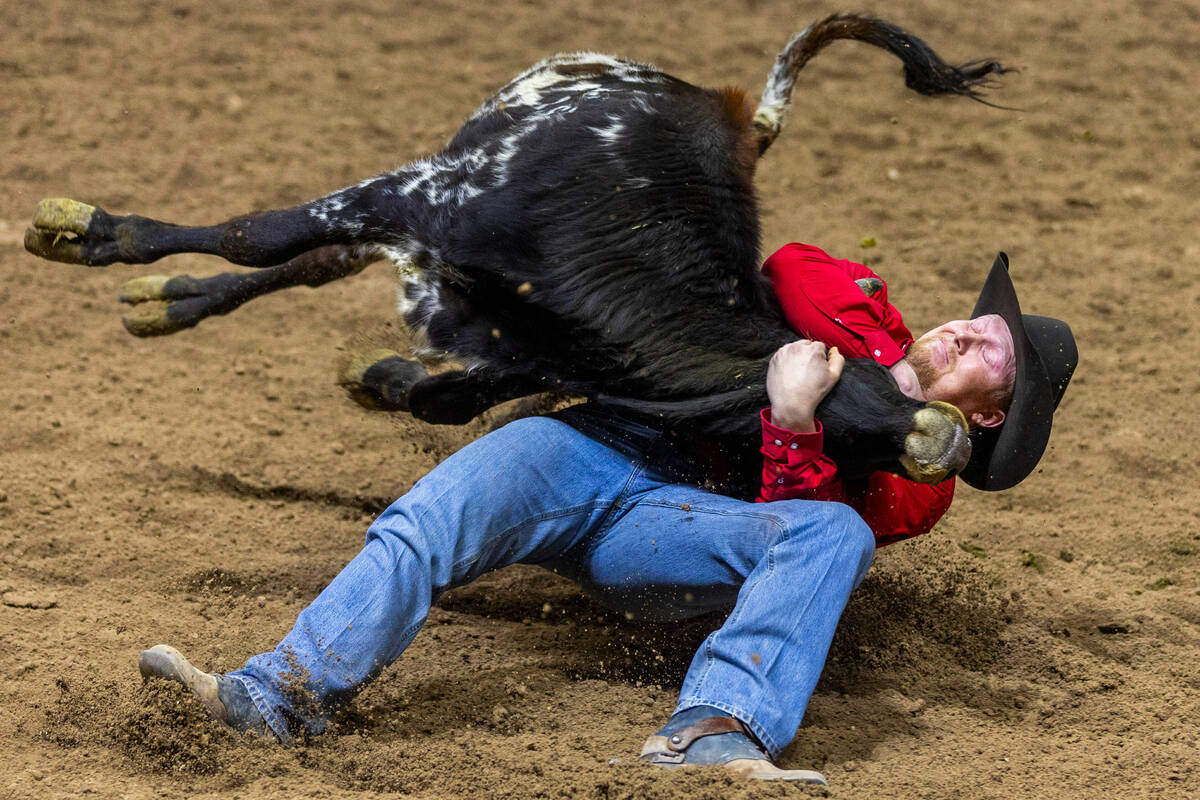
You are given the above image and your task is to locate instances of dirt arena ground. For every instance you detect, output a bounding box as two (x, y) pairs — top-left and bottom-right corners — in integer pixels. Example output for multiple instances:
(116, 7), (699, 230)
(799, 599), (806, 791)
(2, 0), (1198, 797)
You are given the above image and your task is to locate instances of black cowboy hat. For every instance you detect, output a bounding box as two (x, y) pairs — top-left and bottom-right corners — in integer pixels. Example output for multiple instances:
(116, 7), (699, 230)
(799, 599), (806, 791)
(958, 253), (1077, 491)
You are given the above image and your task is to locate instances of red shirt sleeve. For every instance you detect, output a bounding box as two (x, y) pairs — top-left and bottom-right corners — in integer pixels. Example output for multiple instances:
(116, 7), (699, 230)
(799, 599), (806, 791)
(758, 409), (843, 503)
(762, 243), (914, 368)
(757, 243), (951, 546)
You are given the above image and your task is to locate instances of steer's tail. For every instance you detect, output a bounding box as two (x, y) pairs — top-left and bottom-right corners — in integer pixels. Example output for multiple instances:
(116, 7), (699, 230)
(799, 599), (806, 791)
(753, 13), (1012, 155)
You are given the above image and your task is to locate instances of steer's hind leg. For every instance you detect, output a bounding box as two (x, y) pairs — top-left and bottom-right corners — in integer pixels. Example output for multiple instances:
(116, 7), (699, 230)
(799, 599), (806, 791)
(118, 245), (381, 336)
(25, 178), (411, 268)
(339, 350), (431, 412)
(408, 368), (555, 425)
(340, 351), (550, 424)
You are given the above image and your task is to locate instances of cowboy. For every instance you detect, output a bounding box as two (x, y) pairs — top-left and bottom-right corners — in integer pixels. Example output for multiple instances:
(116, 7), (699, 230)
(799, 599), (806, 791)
(139, 244), (1076, 785)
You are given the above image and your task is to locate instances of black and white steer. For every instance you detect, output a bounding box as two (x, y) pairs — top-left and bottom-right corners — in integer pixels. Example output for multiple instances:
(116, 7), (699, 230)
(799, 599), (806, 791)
(25, 14), (1008, 488)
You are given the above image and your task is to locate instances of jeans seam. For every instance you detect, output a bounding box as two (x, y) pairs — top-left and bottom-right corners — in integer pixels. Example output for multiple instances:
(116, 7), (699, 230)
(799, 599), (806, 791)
(577, 459), (654, 564)
(680, 513), (786, 731)
(631, 500), (792, 525)
(729, 514), (870, 756)
(447, 500), (613, 574)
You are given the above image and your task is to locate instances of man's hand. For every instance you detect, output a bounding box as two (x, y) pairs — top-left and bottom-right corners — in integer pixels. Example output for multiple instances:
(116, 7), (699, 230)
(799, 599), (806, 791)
(766, 340), (845, 433)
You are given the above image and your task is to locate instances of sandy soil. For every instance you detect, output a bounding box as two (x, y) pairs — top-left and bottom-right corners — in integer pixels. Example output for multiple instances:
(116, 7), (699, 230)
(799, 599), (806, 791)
(2, 0), (1198, 797)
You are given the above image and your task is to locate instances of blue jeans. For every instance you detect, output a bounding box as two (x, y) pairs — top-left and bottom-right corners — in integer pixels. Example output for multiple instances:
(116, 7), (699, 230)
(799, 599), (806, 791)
(230, 415), (875, 756)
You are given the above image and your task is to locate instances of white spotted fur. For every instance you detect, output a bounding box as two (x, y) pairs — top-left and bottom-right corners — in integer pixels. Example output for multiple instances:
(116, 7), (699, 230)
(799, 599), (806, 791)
(316, 54), (670, 362)
(753, 25), (812, 140)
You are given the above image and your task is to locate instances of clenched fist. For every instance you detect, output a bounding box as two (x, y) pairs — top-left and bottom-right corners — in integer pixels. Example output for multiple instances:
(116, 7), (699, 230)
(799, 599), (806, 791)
(766, 340), (845, 433)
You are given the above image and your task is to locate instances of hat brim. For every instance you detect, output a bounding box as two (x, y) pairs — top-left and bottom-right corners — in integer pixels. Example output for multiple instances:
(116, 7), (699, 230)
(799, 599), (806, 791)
(958, 253), (1067, 491)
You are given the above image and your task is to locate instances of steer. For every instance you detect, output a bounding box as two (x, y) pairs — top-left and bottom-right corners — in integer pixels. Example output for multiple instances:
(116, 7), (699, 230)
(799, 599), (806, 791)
(25, 13), (1007, 488)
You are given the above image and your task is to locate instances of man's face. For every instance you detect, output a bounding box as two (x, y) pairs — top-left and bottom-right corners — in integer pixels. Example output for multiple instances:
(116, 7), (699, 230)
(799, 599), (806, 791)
(906, 314), (1016, 428)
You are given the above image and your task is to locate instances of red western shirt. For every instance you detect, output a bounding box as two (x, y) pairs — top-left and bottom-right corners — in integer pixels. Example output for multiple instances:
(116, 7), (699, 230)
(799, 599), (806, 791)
(758, 243), (954, 546)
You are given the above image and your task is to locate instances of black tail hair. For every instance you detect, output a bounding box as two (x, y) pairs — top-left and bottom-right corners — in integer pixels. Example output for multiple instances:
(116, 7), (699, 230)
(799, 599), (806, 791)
(754, 13), (1014, 153)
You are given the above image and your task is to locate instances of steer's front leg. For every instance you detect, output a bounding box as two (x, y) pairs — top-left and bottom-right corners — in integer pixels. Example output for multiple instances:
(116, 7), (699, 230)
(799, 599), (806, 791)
(817, 358), (970, 483)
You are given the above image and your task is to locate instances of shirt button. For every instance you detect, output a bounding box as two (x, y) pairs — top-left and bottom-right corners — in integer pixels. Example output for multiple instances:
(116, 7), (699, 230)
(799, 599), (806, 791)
(874, 349), (882, 357)
(789, 443), (798, 450)
(776, 477), (784, 484)
(773, 439), (783, 446)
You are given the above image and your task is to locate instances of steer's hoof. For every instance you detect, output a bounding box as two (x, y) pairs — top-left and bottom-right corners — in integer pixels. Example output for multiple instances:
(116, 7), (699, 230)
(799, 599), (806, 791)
(25, 197), (117, 266)
(121, 300), (185, 337)
(119, 275), (175, 303)
(33, 197), (97, 234)
(119, 275), (206, 336)
(25, 225), (87, 264)
(339, 350), (428, 412)
(120, 276), (176, 336)
(899, 401), (971, 484)
(26, 198), (95, 263)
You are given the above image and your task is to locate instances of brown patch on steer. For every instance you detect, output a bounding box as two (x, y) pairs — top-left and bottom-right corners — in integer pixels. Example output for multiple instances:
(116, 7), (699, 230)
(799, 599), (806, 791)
(711, 86), (759, 186)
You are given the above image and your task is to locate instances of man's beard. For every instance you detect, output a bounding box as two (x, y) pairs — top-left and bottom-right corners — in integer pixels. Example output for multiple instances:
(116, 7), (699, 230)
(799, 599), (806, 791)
(905, 336), (946, 393)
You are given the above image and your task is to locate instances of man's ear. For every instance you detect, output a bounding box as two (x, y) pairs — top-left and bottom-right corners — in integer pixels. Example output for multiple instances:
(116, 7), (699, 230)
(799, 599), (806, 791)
(971, 408), (1005, 428)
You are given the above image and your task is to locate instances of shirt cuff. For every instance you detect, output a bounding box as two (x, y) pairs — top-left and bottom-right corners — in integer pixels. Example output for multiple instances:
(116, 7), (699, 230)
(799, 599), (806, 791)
(761, 409), (825, 463)
(862, 330), (907, 367)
